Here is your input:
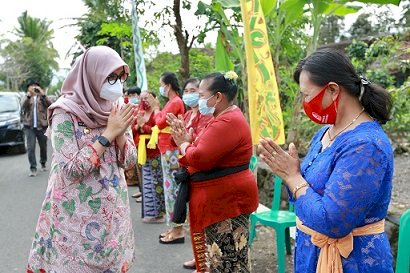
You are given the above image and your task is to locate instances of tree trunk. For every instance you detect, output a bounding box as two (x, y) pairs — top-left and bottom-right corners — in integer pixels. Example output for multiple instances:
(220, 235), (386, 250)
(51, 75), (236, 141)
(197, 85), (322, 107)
(172, 0), (190, 81)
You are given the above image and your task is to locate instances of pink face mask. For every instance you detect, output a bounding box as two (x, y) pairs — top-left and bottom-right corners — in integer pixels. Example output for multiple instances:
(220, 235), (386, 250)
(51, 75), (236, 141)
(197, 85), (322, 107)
(303, 84), (339, 124)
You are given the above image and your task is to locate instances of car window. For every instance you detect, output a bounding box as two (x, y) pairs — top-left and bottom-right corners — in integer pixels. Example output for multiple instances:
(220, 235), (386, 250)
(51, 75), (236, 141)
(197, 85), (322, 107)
(0, 95), (19, 113)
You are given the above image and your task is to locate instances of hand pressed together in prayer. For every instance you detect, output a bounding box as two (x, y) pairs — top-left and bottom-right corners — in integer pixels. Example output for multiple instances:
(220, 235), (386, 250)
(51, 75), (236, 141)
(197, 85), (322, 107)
(152, 97), (161, 112)
(104, 103), (136, 142)
(136, 112), (145, 127)
(167, 113), (194, 146)
(258, 138), (301, 184)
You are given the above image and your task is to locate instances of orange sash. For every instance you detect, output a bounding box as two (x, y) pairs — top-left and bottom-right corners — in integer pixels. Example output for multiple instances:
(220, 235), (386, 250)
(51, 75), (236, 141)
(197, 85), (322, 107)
(296, 217), (385, 273)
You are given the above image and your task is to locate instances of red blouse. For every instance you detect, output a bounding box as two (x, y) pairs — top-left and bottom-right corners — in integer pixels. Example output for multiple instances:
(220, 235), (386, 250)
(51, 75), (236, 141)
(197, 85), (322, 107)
(179, 107), (259, 232)
(154, 96), (185, 153)
(183, 110), (213, 140)
(133, 111), (160, 159)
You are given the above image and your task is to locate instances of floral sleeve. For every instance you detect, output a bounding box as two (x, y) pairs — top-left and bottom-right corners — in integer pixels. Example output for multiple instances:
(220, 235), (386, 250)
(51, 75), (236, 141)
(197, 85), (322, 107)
(115, 128), (137, 170)
(295, 140), (389, 238)
(51, 112), (100, 183)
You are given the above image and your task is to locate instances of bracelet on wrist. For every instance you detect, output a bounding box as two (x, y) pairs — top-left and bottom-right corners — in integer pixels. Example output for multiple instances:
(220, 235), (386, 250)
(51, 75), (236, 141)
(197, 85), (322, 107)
(292, 182), (309, 199)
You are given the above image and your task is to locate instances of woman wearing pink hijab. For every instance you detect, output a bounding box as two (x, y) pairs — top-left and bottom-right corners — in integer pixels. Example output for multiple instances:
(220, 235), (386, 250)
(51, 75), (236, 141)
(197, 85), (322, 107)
(27, 46), (137, 273)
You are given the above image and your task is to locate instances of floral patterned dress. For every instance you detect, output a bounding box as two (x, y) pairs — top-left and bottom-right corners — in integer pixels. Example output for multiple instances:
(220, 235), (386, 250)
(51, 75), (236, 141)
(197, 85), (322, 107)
(27, 109), (136, 273)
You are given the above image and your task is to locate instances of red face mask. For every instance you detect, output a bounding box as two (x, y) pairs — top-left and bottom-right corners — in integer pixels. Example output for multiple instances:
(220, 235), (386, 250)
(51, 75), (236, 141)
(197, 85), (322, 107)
(303, 84), (339, 124)
(141, 100), (150, 110)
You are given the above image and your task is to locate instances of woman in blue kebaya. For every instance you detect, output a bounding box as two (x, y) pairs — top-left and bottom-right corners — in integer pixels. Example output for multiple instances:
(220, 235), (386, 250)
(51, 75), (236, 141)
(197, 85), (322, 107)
(259, 48), (394, 273)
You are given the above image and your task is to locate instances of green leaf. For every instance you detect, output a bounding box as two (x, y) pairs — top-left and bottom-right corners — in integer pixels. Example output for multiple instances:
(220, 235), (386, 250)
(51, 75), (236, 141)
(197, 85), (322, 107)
(53, 136), (64, 152)
(261, 0), (276, 16)
(79, 186), (93, 203)
(195, 1), (209, 15)
(83, 243), (91, 250)
(215, 32), (234, 71)
(88, 198), (101, 213)
(356, 0), (400, 5)
(324, 3), (360, 16)
(280, 0), (306, 26)
(62, 199), (75, 217)
(56, 121), (74, 138)
(43, 202), (51, 211)
(100, 229), (108, 244)
(219, 0), (240, 8)
(87, 252), (94, 260)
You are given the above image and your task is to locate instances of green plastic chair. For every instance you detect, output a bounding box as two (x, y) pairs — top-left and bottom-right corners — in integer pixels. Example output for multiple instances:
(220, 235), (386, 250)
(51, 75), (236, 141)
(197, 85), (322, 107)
(396, 209), (410, 273)
(249, 155), (258, 172)
(249, 175), (296, 273)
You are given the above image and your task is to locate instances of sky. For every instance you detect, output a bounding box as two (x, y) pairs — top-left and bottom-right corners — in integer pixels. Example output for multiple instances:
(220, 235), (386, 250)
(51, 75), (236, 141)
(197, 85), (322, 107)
(0, 0), (215, 71)
(0, 0), (88, 70)
(0, 1), (405, 74)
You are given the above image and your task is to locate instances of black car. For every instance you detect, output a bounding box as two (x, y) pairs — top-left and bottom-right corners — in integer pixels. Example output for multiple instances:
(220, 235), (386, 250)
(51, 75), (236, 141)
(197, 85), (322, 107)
(0, 92), (26, 153)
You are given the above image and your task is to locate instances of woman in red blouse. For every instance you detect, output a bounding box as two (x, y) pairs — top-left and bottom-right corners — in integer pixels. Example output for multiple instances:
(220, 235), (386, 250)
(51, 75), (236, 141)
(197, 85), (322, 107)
(168, 77), (213, 270)
(170, 72), (259, 272)
(181, 78), (213, 140)
(153, 72), (186, 244)
(133, 91), (166, 223)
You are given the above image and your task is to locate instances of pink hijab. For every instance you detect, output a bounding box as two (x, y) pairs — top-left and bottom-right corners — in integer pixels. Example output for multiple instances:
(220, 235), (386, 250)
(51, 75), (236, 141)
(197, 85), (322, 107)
(48, 46), (129, 128)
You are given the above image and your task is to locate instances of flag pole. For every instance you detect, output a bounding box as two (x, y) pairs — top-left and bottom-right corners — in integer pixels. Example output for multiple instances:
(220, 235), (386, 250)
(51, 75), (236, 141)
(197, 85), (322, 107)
(131, 0), (148, 90)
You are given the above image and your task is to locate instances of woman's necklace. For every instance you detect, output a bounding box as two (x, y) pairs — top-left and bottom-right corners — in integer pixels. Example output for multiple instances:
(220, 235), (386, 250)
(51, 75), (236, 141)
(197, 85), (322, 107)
(327, 108), (365, 142)
(216, 105), (236, 118)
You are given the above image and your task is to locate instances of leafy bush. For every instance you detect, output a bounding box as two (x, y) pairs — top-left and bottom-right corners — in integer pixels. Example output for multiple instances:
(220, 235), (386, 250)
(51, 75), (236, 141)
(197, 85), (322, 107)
(366, 69), (395, 88)
(365, 40), (390, 59)
(346, 40), (368, 60)
(385, 78), (410, 142)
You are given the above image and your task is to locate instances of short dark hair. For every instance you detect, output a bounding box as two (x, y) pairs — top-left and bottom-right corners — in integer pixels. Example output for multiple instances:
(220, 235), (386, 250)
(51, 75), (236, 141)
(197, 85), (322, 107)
(183, 77), (200, 90)
(293, 48), (392, 124)
(26, 80), (40, 88)
(202, 72), (238, 102)
(160, 72), (181, 96)
(128, 86), (141, 95)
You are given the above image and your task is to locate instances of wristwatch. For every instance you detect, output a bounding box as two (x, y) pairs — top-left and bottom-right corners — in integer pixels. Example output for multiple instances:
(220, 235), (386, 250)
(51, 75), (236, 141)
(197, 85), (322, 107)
(97, 135), (111, 147)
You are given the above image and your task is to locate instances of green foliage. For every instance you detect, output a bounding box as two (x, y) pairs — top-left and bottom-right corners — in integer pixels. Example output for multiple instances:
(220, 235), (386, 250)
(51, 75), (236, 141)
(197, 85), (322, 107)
(385, 79), (410, 141)
(346, 35), (410, 143)
(319, 15), (345, 45)
(189, 49), (214, 79)
(346, 40), (369, 60)
(349, 13), (375, 38)
(366, 69), (394, 88)
(365, 40), (390, 58)
(0, 11), (58, 90)
(15, 11), (54, 44)
(145, 49), (214, 95)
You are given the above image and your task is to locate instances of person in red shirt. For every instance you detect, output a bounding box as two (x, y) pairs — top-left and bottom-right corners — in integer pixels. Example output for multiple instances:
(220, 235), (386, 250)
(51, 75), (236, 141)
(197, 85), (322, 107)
(181, 78), (213, 141)
(152, 72), (186, 244)
(133, 91), (166, 223)
(167, 77), (213, 270)
(170, 71), (259, 272)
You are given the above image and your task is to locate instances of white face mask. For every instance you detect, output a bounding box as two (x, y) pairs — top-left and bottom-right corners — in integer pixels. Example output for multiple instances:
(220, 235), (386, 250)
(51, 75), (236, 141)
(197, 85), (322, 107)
(100, 81), (123, 101)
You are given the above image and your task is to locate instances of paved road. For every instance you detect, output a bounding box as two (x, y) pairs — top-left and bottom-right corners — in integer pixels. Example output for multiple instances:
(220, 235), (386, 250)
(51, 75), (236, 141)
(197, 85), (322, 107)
(0, 146), (192, 273)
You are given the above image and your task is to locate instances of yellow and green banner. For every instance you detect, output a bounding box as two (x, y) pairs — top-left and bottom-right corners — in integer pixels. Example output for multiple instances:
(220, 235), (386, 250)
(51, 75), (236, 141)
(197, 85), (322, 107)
(240, 0), (285, 145)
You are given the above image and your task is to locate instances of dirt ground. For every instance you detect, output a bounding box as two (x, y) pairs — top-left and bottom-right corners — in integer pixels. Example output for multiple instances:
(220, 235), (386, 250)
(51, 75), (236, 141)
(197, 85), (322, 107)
(250, 153), (410, 273)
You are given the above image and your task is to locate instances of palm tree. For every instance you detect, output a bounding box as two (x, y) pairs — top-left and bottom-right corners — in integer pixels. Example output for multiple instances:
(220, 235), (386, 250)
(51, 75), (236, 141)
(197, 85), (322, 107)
(15, 11), (54, 45)
(0, 11), (58, 89)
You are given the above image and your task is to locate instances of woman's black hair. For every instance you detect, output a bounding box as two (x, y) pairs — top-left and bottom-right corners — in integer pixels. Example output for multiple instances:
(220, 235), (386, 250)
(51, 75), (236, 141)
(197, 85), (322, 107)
(160, 72), (181, 97)
(127, 86), (141, 95)
(183, 77), (200, 90)
(293, 48), (392, 124)
(202, 72), (238, 102)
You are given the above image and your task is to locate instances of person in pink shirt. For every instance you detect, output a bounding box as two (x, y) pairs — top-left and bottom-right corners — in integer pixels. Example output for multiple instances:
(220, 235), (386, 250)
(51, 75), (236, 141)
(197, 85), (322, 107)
(27, 46), (137, 273)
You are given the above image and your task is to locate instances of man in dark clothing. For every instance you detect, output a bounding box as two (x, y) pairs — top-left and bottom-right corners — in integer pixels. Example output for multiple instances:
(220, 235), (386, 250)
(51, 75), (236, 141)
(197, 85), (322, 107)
(21, 81), (52, 177)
